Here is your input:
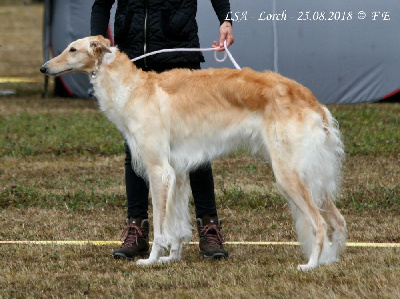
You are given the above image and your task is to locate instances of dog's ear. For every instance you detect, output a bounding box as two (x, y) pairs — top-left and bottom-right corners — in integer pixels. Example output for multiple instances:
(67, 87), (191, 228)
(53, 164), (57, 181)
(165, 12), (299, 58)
(90, 39), (112, 69)
(90, 40), (112, 55)
(95, 35), (111, 47)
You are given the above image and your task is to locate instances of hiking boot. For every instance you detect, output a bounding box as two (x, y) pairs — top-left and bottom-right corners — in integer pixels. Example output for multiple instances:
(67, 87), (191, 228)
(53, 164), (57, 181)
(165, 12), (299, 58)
(113, 217), (150, 259)
(196, 215), (229, 260)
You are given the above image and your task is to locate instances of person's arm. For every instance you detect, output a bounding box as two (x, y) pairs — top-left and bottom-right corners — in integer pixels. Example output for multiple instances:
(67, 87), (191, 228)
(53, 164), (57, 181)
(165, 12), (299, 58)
(210, 0), (231, 25)
(91, 0), (115, 37)
(210, 0), (234, 50)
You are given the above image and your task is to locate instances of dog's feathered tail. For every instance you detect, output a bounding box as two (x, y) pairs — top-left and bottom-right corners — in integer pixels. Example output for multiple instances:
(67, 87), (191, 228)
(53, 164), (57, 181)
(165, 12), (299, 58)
(293, 106), (345, 264)
(271, 105), (345, 266)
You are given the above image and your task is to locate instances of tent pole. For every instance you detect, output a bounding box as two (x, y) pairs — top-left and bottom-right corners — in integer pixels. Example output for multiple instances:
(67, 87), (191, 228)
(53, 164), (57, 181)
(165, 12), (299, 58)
(42, 0), (51, 98)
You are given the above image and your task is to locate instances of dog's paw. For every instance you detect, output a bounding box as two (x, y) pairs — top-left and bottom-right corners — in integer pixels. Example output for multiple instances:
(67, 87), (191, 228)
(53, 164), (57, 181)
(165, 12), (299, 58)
(297, 263), (317, 271)
(320, 257), (339, 266)
(136, 258), (157, 266)
(159, 256), (179, 263)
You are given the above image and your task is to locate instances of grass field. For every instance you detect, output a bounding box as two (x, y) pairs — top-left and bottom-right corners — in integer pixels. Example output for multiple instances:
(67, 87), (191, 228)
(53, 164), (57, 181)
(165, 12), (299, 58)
(1, 2), (399, 298)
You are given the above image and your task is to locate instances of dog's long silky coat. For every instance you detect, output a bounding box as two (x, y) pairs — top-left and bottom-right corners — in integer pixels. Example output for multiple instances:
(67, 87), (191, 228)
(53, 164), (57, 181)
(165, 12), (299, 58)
(41, 36), (346, 270)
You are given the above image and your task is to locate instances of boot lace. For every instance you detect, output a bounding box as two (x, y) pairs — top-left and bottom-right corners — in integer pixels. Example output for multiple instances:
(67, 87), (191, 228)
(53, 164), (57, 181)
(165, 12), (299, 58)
(200, 224), (225, 247)
(119, 223), (144, 248)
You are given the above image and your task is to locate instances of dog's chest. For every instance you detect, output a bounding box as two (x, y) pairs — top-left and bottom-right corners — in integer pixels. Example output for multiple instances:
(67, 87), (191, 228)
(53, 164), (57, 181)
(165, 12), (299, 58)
(92, 78), (130, 135)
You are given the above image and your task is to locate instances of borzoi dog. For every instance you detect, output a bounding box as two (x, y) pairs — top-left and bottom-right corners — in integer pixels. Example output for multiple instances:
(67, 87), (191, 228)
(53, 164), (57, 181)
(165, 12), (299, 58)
(40, 36), (346, 270)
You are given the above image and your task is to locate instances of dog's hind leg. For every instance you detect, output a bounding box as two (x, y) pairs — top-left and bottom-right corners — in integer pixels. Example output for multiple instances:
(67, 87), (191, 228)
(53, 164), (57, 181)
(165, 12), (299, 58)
(320, 196), (347, 264)
(274, 170), (328, 271)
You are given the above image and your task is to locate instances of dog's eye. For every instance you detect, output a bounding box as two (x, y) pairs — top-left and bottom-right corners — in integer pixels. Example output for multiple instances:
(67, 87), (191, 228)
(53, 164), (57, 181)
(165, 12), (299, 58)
(69, 47), (76, 53)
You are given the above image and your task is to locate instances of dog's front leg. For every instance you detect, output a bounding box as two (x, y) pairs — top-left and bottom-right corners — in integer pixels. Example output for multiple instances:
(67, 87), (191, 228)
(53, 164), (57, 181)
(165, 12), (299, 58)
(159, 173), (191, 263)
(136, 164), (173, 265)
(159, 241), (183, 263)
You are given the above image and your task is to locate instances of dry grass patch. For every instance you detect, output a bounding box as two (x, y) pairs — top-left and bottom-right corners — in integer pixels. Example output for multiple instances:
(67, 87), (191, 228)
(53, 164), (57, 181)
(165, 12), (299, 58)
(0, 96), (98, 116)
(0, 3), (43, 79)
(0, 242), (399, 298)
(1, 154), (125, 197)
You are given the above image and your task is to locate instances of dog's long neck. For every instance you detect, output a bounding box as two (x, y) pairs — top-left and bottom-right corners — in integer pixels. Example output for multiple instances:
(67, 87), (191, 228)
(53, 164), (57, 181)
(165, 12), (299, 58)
(91, 48), (145, 109)
(91, 47), (141, 86)
(89, 47), (148, 134)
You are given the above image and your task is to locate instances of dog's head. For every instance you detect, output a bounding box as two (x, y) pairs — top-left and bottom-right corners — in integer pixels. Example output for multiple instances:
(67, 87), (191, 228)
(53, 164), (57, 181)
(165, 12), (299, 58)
(40, 35), (112, 76)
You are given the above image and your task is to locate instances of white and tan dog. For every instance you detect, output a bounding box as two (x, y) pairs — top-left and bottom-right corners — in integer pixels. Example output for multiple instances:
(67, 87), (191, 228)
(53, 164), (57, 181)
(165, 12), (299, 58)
(41, 36), (346, 270)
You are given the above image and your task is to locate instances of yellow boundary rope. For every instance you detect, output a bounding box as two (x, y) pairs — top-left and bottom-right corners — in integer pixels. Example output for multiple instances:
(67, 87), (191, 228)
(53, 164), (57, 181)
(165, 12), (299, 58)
(0, 240), (399, 247)
(0, 77), (40, 83)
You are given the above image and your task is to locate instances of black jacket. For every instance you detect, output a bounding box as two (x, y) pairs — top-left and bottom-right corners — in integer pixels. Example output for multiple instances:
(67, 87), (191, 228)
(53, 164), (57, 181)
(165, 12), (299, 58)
(91, 0), (231, 70)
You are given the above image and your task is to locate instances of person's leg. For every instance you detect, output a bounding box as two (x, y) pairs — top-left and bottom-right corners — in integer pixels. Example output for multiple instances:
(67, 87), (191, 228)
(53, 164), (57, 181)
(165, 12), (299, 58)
(113, 142), (150, 259)
(189, 164), (217, 218)
(124, 143), (149, 219)
(190, 164), (229, 259)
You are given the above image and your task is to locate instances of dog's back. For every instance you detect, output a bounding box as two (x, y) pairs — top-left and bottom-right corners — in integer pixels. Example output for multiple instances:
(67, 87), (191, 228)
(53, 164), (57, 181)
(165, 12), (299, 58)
(151, 67), (333, 165)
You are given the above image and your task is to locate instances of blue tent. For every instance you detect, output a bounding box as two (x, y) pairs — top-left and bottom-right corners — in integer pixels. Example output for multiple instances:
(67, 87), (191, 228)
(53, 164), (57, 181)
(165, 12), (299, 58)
(43, 0), (400, 103)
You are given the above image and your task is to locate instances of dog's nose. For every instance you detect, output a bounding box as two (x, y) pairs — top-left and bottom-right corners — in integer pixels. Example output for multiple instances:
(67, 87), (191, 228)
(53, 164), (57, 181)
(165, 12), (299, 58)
(40, 66), (47, 74)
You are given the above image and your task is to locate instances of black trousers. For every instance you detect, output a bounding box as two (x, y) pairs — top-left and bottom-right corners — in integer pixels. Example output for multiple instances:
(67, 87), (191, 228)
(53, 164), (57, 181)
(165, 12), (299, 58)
(124, 62), (217, 219)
